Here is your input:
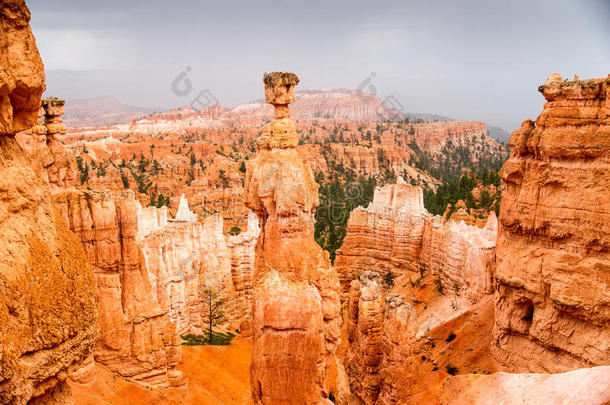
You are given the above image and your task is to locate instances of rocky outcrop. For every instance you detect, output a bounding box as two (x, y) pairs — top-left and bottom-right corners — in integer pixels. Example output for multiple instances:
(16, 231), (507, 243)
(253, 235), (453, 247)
(421, 212), (497, 303)
(246, 72), (342, 404)
(174, 193), (198, 222)
(345, 272), (417, 405)
(335, 183), (430, 296)
(335, 182), (497, 303)
(53, 190), (184, 388)
(0, 1), (98, 403)
(15, 98), (80, 189)
(410, 366), (610, 405)
(491, 74), (610, 372)
(139, 209), (259, 335)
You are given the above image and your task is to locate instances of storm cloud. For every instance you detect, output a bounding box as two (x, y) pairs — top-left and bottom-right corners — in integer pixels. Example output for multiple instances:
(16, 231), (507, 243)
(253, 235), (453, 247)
(28, 0), (610, 132)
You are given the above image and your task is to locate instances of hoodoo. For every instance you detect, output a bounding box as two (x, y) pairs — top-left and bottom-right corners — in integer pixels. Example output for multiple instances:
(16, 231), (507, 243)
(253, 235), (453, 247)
(0, 1), (98, 403)
(246, 72), (343, 404)
(491, 74), (610, 372)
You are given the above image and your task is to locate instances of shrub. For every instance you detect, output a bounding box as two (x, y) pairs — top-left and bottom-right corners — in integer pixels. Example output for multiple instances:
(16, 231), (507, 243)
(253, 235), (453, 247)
(228, 226), (242, 236)
(446, 332), (456, 342)
(383, 271), (395, 288)
(434, 278), (445, 295)
(180, 331), (235, 346)
(445, 364), (458, 375)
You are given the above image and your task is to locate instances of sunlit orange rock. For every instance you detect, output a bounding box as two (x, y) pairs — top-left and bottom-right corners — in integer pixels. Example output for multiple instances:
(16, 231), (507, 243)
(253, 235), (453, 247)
(0, 1), (98, 403)
(246, 72), (342, 405)
(491, 74), (610, 372)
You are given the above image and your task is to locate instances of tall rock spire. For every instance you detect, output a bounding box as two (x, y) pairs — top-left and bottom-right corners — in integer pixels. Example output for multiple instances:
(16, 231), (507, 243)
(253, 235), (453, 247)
(245, 72), (342, 404)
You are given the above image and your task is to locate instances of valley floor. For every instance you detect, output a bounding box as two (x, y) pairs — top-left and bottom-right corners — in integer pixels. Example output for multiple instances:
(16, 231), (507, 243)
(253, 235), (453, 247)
(69, 338), (253, 405)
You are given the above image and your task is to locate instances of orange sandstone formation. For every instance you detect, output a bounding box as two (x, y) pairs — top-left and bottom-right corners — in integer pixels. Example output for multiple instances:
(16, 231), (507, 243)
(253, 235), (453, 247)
(491, 74), (610, 372)
(335, 181), (497, 302)
(246, 72), (342, 404)
(53, 190), (185, 388)
(0, 1), (98, 403)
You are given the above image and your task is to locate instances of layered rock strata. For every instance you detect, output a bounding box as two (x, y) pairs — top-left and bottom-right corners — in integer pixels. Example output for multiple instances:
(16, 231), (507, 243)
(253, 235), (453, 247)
(491, 74), (610, 372)
(15, 98), (79, 188)
(335, 182), (497, 303)
(139, 209), (259, 335)
(246, 72), (342, 404)
(56, 189), (260, 387)
(53, 190), (184, 388)
(345, 272), (417, 405)
(0, 1), (99, 402)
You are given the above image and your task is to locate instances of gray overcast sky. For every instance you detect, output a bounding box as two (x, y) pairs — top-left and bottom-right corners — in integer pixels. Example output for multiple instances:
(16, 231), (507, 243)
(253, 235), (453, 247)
(28, 0), (609, 132)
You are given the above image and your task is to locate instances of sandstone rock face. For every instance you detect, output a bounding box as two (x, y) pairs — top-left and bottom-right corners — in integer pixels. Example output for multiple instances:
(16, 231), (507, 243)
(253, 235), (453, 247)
(491, 74), (610, 372)
(246, 72), (342, 405)
(0, 0), (45, 135)
(15, 98), (80, 188)
(0, 2), (98, 403)
(139, 209), (260, 335)
(174, 193), (198, 222)
(53, 190), (184, 388)
(411, 366), (610, 405)
(335, 183), (497, 303)
(421, 212), (497, 303)
(335, 184), (430, 297)
(345, 272), (385, 404)
(55, 189), (260, 388)
(345, 272), (417, 405)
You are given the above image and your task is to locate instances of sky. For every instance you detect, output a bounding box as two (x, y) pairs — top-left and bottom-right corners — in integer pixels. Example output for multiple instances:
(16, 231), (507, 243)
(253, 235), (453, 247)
(28, 0), (610, 132)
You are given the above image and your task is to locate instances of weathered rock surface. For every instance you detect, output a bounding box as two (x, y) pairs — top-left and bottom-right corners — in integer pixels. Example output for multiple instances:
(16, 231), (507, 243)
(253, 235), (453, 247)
(53, 190), (184, 388)
(139, 209), (259, 335)
(335, 182), (497, 303)
(411, 366), (610, 405)
(0, 1), (98, 403)
(491, 74), (610, 372)
(421, 212), (497, 303)
(246, 72), (342, 405)
(15, 98), (80, 188)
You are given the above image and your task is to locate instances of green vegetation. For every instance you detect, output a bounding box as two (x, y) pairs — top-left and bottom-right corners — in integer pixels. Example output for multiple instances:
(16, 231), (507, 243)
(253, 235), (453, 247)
(202, 288), (227, 344)
(446, 332), (456, 342)
(445, 364), (459, 375)
(180, 331), (235, 346)
(228, 226), (242, 236)
(383, 271), (395, 289)
(314, 175), (376, 262)
(75, 155), (89, 185)
(148, 192), (170, 208)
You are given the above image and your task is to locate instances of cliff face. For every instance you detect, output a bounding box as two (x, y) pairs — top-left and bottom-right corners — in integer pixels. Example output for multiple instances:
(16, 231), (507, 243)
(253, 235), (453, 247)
(421, 212), (497, 303)
(139, 209), (259, 336)
(491, 74), (610, 372)
(55, 189), (260, 387)
(15, 98), (79, 189)
(246, 72), (342, 404)
(0, 1), (99, 403)
(335, 181), (497, 303)
(53, 190), (185, 388)
(334, 182), (430, 297)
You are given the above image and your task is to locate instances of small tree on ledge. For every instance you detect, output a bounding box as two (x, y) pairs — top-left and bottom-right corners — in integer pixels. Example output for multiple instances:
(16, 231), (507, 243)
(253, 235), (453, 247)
(202, 288), (227, 343)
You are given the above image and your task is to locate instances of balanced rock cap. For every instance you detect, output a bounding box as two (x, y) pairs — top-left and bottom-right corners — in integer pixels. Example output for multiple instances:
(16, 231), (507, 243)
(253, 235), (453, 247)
(263, 71), (300, 105)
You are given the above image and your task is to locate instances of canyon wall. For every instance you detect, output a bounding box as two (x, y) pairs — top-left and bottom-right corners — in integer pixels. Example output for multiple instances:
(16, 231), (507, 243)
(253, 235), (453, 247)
(53, 190), (185, 388)
(345, 272), (418, 405)
(491, 74), (610, 372)
(246, 72), (342, 404)
(0, 1), (99, 403)
(54, 189), (260, 387)
(335, 180), (497, 302)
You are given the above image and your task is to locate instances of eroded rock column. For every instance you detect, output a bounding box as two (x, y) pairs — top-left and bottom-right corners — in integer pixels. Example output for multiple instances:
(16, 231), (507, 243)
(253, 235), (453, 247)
(491, 74), (610, 372)
(246, 72), (342, 404)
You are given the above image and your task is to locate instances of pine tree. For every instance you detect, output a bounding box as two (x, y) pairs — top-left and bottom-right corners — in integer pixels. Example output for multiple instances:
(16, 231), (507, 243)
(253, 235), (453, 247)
(202, 289), (227, 344)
